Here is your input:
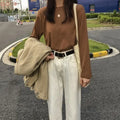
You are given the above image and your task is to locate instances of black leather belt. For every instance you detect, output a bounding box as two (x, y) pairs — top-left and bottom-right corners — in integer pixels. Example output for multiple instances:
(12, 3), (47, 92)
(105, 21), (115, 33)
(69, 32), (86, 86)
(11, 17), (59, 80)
(52, 49), (74, 58)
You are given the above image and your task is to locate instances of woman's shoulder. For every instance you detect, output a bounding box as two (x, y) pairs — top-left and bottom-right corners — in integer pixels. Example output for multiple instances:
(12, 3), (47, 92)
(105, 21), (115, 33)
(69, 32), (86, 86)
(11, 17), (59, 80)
(76, 4), (85, 13)
(37, 6), (47, 16)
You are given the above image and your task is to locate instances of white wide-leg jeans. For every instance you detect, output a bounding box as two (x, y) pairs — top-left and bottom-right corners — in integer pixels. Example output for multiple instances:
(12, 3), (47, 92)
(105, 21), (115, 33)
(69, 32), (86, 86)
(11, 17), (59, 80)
(47, 53), (81, 120)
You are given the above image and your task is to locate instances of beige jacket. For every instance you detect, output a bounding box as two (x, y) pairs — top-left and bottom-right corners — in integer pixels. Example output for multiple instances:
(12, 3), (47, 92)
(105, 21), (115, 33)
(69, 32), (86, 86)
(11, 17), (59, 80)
(14, 37), (52, 100)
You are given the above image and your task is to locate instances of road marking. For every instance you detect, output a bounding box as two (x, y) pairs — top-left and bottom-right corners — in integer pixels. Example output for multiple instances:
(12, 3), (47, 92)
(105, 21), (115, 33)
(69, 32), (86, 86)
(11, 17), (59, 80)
(0, 37), (28, 61)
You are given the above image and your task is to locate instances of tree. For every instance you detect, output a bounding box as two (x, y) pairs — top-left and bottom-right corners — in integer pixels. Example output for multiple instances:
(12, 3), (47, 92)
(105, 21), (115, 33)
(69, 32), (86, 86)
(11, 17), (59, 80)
(26, 8), (28, 11)
(7, 8), (10, 13)
(0, 9), (3, 13)
(25, 8), (29, 15)
(14, 8), (18, 13)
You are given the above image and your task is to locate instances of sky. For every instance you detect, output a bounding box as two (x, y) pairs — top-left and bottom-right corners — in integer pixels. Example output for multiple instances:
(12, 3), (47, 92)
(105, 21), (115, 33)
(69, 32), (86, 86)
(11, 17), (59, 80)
(14, 0), (29, 10)
(21, 0), (28, 10)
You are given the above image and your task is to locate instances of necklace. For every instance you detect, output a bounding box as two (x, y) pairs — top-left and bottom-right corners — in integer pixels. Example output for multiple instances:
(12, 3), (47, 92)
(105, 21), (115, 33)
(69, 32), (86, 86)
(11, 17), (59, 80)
(57, 14), (61, 18)
(56, 5), (63, 18)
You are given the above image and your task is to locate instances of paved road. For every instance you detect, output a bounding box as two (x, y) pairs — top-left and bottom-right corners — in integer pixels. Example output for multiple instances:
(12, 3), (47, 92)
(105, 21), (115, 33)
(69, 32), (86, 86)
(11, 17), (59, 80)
(87, 29), (120, 120)
(0, 22), (34, 51)
(0, 22), (120, 120)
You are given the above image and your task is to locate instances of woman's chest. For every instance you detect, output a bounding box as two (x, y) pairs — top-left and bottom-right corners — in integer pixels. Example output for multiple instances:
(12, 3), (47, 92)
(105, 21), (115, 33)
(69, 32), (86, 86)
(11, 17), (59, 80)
(45, 8), (75, 34)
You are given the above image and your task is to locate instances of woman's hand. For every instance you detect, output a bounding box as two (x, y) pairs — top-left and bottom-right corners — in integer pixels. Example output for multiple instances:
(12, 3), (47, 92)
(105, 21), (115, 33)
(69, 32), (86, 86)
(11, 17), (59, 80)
(80, 77), (90, 88)
(45, 52), (54, 61)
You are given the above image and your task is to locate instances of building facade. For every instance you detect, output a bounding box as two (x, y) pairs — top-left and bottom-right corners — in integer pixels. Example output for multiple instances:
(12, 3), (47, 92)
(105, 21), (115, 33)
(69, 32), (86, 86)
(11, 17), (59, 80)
(39, 0), (47, 8)
(28, 0), (120, 13)
(77, 0), (120, 13)
(0, 0), (13, 10)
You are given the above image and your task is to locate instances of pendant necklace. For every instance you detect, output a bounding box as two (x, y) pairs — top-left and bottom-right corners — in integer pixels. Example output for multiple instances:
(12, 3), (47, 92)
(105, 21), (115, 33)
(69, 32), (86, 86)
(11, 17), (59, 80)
(57, 14), (61, 18)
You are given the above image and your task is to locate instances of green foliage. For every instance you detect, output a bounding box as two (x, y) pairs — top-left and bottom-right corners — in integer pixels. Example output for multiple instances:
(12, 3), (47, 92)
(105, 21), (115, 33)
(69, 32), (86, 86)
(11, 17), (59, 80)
(98, 9), (120, 24)
(12, 35), (45, 57)
(26, 8), (28, 11)
(0, 9), (3, 13)
(12, 36), (109, 57)
(7, 9), (10, 13)
(12, 39), (27, 57)
(98, 14), (120, 24)
(22, 15), (36, 20)
(86, 10), (120, 19)
(113, 10), (117, 16)
(89, 39), (109, 53)
(14, 8), (18, 13)
(86, 13), (99, 18)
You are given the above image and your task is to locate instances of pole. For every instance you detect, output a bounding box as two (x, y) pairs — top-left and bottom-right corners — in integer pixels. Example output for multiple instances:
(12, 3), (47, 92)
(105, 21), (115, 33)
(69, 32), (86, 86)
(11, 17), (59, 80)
(19, 0), (22, 20)
(27, 0), (30, 21)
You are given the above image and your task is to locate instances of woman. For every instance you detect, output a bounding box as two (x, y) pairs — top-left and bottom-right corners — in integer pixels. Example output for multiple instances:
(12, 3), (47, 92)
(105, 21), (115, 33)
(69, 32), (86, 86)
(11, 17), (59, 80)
(31, 0), (92, 119)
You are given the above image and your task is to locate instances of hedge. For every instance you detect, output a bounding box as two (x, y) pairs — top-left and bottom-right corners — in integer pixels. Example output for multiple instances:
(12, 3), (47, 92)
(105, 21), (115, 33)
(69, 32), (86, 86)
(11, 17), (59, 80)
(86, 10), (120, 19)
(98, 15), (120, 24)
(20, 11), (120, 21)
(86, 13), (99, 18)
(21, 16), (36, 20)
(22, 19), (35, 22)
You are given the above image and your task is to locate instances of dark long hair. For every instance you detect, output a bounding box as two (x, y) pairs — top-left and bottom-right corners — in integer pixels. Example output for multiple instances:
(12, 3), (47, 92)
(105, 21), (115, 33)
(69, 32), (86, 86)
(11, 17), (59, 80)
(44, 0), (77, 24)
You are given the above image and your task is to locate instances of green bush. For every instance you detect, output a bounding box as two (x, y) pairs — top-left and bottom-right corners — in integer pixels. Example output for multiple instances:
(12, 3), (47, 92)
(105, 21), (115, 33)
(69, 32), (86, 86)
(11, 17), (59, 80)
(112, 17), (120, 24)
(108, 10), (120, 17)
(113, 10), (117, 16)
(98, 14), (120, 24)
(22, 19), (35, 22)
(86, 13), (99, 18)
(21, 16), (36, 20)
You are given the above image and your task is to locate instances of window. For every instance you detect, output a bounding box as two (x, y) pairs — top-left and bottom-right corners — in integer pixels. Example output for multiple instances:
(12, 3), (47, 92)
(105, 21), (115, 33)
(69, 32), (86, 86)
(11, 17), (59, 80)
(90, 4), (95, 13)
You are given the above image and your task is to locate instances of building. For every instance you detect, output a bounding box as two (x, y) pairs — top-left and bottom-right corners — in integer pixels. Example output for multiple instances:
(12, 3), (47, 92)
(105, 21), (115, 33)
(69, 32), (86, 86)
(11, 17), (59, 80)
(28, 0), (120, 13)
(28, 0), (47, 15)
(77, 0), (120, 13)
(0, 0), (13, 10)
(40, 0), (47, 8)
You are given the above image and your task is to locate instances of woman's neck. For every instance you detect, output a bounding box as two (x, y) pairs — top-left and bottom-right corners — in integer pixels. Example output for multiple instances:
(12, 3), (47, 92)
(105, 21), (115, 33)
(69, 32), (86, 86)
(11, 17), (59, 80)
(55, 0), (64, 7)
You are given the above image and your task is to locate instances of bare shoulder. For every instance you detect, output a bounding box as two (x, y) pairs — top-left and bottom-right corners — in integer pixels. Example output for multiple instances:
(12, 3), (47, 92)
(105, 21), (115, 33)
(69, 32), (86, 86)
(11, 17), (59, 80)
(76, 4), (85, 13)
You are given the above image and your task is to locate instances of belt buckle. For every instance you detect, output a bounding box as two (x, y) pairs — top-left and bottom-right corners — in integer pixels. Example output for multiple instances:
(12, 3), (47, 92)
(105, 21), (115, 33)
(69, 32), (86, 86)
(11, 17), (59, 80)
(57, 55), (64, 59)
(53, 50), (66, 59)
(57, 56), (62, 59)
(58, 53), (65, 59)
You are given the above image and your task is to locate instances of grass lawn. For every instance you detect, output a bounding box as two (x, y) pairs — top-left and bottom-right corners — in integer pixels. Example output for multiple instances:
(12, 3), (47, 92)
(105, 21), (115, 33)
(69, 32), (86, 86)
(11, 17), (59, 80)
(89, 39), (109, 52)
(87, 19), (120, 28)
(12, 35), (45, 57)
(12, 36), (109, 57)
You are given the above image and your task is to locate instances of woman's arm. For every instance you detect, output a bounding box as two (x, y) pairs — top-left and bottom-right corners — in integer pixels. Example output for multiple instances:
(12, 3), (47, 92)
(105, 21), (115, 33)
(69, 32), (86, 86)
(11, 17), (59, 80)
(30, 8), (45, 40)
(77, 5), (92, 80)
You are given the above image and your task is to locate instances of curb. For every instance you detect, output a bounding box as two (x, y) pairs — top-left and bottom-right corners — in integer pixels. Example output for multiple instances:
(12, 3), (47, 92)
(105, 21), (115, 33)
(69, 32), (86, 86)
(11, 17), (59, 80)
(8, 46), (113, 63)
(0, 37), (28, 61)
(9, 49), (16, 63)
(8, 41), (24, 63)
(90, 48), (113, 58)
